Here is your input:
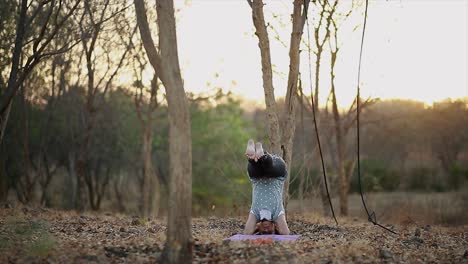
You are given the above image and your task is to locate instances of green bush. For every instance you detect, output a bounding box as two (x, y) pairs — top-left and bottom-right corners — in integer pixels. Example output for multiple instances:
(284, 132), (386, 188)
(406, 167), (439, 191)
(351, 159), (400, 192)
(449, 165), (468, 190)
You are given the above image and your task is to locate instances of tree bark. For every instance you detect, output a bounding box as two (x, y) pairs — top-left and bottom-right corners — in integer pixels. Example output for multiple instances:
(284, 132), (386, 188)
(135, 0), (193, 262)
(250, 0), (309, 210)
(136, 74), (161, 218)
(298, 79), (305, 214)
(312, 0), (337, 217)
(251, 0), (281, 155)
(142, 122), (161, 217)
(0, 157), (8, 202)
(113, 171), (126, 213)
(157, 0), (192, 262)
(66, 151), (77, 209)
(281, 0), (306, 208)
(141, 124), (151, 217)
(330, 47), (348, 216)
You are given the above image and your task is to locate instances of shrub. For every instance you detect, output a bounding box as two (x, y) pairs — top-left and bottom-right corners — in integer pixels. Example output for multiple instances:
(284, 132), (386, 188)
(351, 159), (400, 192)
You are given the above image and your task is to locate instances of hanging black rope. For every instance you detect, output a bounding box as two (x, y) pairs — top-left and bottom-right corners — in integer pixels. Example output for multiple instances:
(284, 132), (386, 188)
(356, 0), (397, 235)
(304, 0), (338, 226)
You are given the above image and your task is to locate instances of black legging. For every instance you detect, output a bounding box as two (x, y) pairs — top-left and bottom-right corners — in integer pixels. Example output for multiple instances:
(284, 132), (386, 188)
(247, 153), (287, 179)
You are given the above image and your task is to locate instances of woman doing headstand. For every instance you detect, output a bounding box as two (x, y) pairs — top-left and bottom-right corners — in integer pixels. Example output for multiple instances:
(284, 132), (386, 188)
(243, 139), (290, 235)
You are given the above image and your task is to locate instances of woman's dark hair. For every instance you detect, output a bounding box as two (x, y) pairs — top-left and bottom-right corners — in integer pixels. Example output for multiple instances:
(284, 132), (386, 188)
(254, 221), (279, 235)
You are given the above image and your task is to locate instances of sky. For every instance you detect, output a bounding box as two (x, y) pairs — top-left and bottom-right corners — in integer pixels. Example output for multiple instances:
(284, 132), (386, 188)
(168, 0), (467, 108)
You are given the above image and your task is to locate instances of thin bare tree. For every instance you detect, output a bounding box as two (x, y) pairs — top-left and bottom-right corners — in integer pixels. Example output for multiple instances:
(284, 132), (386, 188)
(308, 0), (337, 216)
(134, 0), (192, 262)
(135, 72), (163, 218)
(125, 25), (164, 217)
(247, 0), (310, 207)
(74, 0), (134, 210)
(322, 0), (366, 216)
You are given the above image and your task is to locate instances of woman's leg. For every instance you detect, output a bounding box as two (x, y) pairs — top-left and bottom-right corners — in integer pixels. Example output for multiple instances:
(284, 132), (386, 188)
(252, 142), (286, 179)
(246, 141), (286, 179)
(265, 155), (287, 179)
(247, 158), (264, 178)
(243, 212), (257, 235)
(245, 139), (256, 160)
(275, 214), (290, 235)
(246, 139), (264, 178)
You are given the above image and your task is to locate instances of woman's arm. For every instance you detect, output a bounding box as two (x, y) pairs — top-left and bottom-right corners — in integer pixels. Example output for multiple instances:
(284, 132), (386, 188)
(243, 213), (257, 235)
(275, 214), (290, 235)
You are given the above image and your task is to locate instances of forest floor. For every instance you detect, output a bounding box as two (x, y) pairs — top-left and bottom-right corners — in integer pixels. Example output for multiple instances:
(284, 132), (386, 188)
(0, 206), (467, 263)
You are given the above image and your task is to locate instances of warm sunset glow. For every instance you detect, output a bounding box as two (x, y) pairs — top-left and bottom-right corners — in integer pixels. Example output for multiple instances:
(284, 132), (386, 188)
(156, 0), (468, 108)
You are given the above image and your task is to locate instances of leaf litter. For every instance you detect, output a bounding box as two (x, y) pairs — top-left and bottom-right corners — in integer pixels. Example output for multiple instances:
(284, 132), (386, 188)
(0, 207), (466, 263)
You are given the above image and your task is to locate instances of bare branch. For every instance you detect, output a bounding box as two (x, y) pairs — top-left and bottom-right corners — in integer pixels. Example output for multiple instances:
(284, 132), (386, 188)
(33, 0), (56, 54)
(26, 0), (51, 27)
(26, 0), (82, 73)
(38, 39), (80, 60)
(0, 0), (28, 114)
(134, 0), (166, 84)
(102, 25), (138, 96)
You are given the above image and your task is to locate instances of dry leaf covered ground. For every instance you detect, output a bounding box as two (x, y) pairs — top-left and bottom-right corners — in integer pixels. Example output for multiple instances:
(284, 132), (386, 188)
(0, 207), (467, 263)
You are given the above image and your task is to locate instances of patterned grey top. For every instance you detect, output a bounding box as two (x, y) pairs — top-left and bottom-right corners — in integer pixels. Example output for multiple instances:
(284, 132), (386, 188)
(249, 155), (287, 221)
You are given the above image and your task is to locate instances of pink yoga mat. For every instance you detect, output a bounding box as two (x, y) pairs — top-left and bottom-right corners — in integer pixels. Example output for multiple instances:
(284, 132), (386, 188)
(226, 234), (300, 241)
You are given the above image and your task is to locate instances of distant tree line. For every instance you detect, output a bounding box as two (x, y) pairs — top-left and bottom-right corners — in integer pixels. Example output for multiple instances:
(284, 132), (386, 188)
(286, 98), (468, 202)
(0, 83), (253, 210)
(1, 0), (467, 229)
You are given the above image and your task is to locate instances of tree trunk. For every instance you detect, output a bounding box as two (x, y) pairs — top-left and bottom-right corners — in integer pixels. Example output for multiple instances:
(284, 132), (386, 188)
(0, 103), (12, 147)
(298, 81), (305, 214)
(135, 0), (193, 262)
(66, 151), (77, 209)
(74, 0), (112, 211)
(0, 158), (8, 202)
(251, 0), (281, 154)
(113, 171), (126, 213)
(314, 50), (332, 216)
(157, 0), (192, 262)
(330, 49), (348, 216)
(312, 0), (337, 217)
(0, 101), (12, 201)
(250, 0), (308, 210)
(38, 56), (62, 207)
(75, 43), (95, 211)
(141, 125), (151, 217)
(281, 0), (305, 209)
(75, 98), (93, 211)
(39, 155), (54, 207)
(314, 53), (321, 115)
(142, 123), (160, 217)
(345, 159), (356, 193)
(149, 169), (161, 218)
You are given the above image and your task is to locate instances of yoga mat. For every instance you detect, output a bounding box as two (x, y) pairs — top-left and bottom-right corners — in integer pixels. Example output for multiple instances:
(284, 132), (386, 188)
(226, 234), (300, 242)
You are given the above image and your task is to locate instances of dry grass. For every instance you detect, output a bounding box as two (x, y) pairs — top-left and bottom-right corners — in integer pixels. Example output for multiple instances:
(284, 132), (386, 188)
(288, 191), (468, 226)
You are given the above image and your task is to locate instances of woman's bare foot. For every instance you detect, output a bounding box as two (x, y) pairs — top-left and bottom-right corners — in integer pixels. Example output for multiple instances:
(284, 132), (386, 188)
(245, 139), (255, 160)
(255, 142), (264, 161)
